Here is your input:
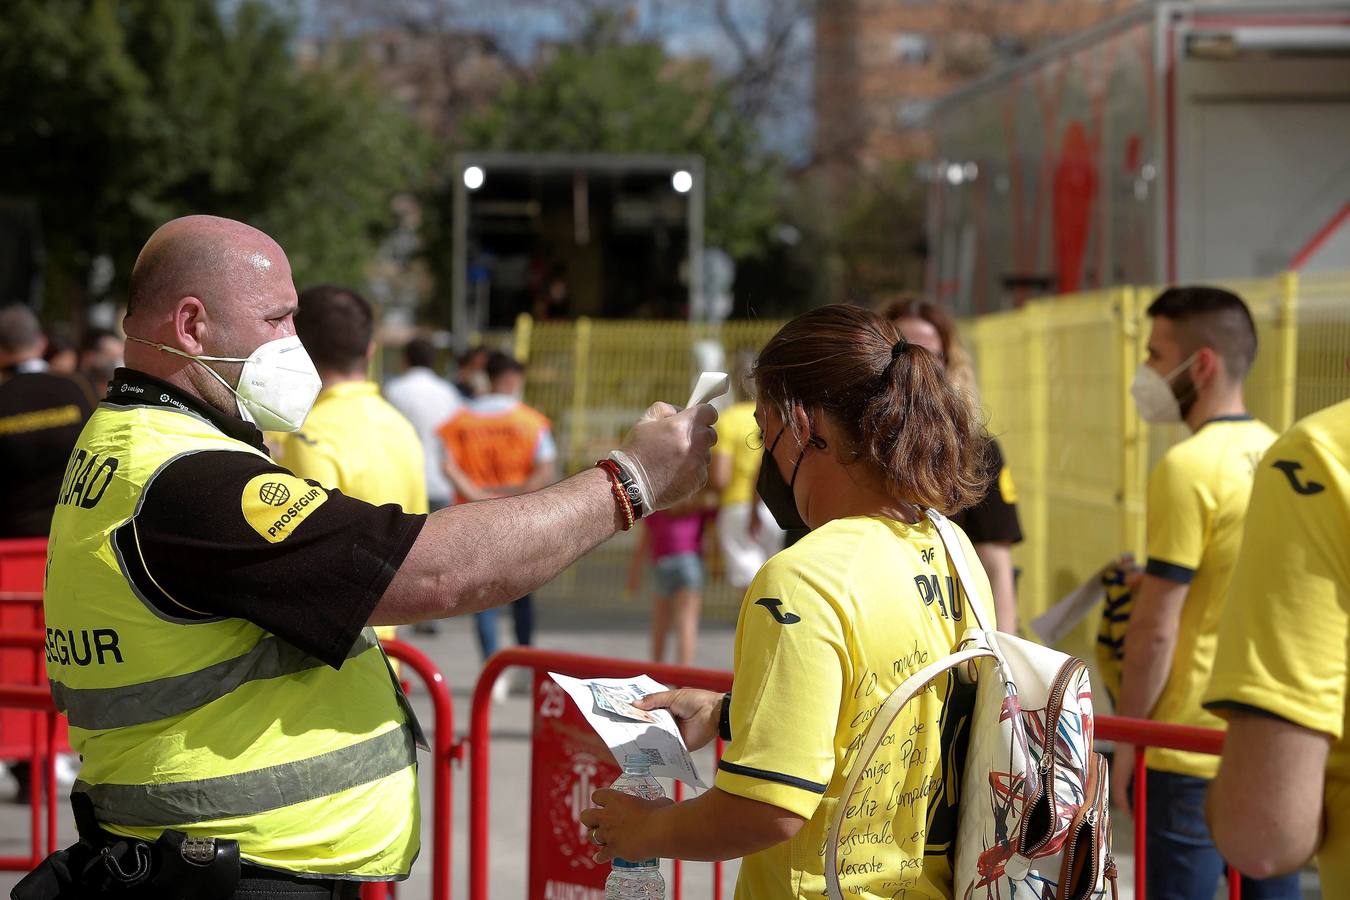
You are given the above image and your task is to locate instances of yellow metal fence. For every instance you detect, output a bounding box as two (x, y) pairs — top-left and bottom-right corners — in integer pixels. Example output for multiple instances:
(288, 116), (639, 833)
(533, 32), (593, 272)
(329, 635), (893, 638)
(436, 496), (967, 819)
(968, 271), (1346, 660)
(517, 317), (786, 622)
(513, 271), (1350, 631)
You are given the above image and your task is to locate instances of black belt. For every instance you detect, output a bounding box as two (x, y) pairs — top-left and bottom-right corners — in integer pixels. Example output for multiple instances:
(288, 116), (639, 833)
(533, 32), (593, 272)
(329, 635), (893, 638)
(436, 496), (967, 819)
(11, 793), (379, 900)
(87, 828), (367, 899)
(236, 864), (365, 899)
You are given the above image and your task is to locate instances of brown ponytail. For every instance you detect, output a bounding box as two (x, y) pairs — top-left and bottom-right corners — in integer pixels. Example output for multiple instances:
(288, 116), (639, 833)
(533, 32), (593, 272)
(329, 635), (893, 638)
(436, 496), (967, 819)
(754, 304), (989, 514)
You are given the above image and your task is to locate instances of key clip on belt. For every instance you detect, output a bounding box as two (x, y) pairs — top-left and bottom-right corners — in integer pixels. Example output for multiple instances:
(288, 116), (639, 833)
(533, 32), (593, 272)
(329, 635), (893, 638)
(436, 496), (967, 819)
(149, 829), (240, 900)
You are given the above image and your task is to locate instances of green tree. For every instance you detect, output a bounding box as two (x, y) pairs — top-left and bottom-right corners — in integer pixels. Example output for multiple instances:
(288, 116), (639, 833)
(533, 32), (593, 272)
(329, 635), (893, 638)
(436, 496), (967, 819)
(458, 38), (782, 260)
(828, 162), (929, 304)
(0, 0), (430, 320)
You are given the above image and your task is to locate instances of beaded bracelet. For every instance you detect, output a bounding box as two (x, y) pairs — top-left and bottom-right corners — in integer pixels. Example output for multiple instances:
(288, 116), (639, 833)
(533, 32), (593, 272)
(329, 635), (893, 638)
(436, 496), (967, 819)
(597, 457), (647, 519)
(605, 451), (649, 519)
(596, 459), (636, 530)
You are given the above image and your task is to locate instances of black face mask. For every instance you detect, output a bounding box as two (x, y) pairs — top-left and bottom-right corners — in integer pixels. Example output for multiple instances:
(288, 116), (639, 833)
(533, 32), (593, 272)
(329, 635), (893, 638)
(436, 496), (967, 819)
(757, 427), (819, 532)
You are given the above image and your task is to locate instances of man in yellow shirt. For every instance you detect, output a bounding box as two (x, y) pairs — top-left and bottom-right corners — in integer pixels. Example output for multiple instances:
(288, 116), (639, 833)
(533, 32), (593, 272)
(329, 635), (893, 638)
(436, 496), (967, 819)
(278, 285), (429, 649)
(1204, 398), (1350, 897)
(711, 356), (782, 588)
(1116, 286), (1289, 900)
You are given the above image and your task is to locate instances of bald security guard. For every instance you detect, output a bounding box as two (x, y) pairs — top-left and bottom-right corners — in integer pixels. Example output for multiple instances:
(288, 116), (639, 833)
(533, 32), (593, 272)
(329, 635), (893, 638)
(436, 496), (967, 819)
(23, 215), (715, 900)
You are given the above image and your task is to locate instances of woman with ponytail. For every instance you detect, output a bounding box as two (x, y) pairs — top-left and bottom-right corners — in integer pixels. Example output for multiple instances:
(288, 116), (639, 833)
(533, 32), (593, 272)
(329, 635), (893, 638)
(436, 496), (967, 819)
(881, 295), (1024, 632)
(583, 305), (995, 899)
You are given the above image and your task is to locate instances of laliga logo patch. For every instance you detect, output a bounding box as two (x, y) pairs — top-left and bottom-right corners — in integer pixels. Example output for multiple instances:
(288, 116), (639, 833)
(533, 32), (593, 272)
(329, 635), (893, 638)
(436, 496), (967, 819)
(241, 474), (327, 543)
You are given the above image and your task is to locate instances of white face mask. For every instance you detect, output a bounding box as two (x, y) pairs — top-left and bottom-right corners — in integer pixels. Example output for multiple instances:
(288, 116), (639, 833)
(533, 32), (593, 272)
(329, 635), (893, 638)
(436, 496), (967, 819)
(128, 334), (321, 432)
(1130, 353), (1197, 423)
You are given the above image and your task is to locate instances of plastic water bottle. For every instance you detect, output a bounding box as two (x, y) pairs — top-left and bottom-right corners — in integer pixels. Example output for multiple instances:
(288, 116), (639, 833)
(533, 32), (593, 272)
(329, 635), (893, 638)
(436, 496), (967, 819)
(604, 754), (667, 900)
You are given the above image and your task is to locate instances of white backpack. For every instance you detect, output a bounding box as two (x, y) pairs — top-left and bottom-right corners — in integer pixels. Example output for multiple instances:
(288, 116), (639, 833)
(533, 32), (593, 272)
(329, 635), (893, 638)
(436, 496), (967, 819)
(826, 510), (1116, 900)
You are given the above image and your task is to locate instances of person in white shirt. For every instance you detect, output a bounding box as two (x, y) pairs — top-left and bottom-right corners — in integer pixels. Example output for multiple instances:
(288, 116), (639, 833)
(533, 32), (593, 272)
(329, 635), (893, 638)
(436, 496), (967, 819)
(384, 337), (463, 511)
(384, 337), (463, 635)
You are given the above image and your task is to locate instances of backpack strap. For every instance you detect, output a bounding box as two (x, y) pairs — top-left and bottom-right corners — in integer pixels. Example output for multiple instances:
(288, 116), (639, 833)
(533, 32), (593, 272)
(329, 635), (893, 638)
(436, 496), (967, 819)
(826, 510), (1002, 898)
(925, 508), (994, 635)
(824, 644), (996, 899)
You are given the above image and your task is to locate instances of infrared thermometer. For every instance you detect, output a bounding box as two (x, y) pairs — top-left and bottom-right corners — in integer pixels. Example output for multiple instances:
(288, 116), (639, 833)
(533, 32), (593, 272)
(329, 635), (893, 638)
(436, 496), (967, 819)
(685, 371), (729, 409)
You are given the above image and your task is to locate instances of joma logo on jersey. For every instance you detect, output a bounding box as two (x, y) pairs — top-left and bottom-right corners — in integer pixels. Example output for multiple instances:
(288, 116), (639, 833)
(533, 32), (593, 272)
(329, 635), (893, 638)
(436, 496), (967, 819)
(1272, 459), (1324, 495)
(755, 598), (801, 624)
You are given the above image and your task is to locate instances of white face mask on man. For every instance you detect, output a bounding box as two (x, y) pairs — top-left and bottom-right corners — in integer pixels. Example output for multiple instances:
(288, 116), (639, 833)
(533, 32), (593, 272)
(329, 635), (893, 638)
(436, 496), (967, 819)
(127, 334), (321, 432)
(1129, 352), (1198, 423)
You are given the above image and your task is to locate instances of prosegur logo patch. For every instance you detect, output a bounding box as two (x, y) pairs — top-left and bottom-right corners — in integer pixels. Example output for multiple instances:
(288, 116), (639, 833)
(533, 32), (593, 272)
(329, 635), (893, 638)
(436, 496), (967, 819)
(241, 474), (327, 543)
(259, 481), (291, 506)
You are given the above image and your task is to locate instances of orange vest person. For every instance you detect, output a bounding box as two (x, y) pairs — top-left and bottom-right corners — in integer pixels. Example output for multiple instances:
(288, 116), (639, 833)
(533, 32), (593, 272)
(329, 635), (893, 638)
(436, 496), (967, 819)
(436, 352), (557, 692)
(439, 399), (553, 495)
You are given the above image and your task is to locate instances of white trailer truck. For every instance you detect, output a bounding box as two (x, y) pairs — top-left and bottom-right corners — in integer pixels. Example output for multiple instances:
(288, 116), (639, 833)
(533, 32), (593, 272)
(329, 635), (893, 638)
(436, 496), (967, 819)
(926, 2), (1350, 314)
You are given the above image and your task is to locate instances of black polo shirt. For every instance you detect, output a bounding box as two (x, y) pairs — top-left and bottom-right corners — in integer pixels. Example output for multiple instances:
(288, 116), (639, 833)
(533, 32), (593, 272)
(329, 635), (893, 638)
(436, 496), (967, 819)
(0, 362), (97, 538)
(950, 438), (1023, 545)
(106, 369), (426, 668)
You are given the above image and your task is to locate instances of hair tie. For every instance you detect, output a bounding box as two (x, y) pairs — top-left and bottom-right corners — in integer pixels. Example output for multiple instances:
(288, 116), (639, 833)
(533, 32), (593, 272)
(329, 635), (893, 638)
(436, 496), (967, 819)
(891, 338), (908, 361)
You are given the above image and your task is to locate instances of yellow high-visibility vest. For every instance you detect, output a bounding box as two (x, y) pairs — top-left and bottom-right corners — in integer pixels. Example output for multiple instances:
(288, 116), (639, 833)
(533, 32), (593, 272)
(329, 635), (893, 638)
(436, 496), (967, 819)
(44, 399), (419, 880)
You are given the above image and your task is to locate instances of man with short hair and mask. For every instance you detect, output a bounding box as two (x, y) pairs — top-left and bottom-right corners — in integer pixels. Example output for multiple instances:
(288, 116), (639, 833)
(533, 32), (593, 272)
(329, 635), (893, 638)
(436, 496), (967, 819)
(30, 215), (716, 899)
(1114, 286), (1293, 900)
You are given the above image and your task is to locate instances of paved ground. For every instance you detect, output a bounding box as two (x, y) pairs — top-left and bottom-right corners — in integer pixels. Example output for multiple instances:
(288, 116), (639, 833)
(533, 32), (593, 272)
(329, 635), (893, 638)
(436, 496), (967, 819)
(0, 609), (1323, 898)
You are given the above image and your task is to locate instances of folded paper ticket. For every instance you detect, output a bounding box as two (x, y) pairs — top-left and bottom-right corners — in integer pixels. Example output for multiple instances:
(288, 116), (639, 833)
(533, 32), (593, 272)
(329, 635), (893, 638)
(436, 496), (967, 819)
(548, 672), (706, 787)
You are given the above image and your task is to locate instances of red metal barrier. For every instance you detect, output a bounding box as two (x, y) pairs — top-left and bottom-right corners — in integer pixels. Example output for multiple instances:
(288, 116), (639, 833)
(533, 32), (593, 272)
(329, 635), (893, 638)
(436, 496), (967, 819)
(0, 594), (42, 606)
(469, 648), (733, 900)
(0, 541), (50, 757)
(470, 649), (1252, 900)
(0, 684), (60, 871)
(0, 540), (46, 589)
(0, 540), (57, 776)
(0, 632), (457, 898)
(0, 627), (62, 874)
(0, 587), (72, 767)
(668, 756), (726, 900)
(374, 639), (460, 900)
(1096, 715), (1242, 900)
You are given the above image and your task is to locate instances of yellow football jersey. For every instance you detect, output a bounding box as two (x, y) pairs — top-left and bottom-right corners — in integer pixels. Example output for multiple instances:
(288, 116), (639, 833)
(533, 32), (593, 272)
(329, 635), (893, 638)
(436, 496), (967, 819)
(276, 380), (428, 649)
(1204, 399), (1350, 899)
(1142, 417), (1276, 777)
(716, 515), (993, 899)
(714, 401), (763, 507)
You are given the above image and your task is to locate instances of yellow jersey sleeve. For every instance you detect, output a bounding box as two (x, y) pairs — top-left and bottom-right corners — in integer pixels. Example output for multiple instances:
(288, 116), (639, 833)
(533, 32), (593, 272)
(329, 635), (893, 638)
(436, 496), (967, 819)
(1204, 427), (1350, 739)
(1145, 448), (1209, 582)
(713, 403), (752, 459)
(716, 558), (847, 819)
(279, 433), (342, 493)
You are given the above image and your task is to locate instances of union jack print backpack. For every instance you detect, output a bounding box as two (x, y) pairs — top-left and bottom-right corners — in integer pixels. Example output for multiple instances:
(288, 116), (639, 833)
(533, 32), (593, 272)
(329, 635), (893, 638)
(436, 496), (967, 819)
(826, 509), (1116, 900)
